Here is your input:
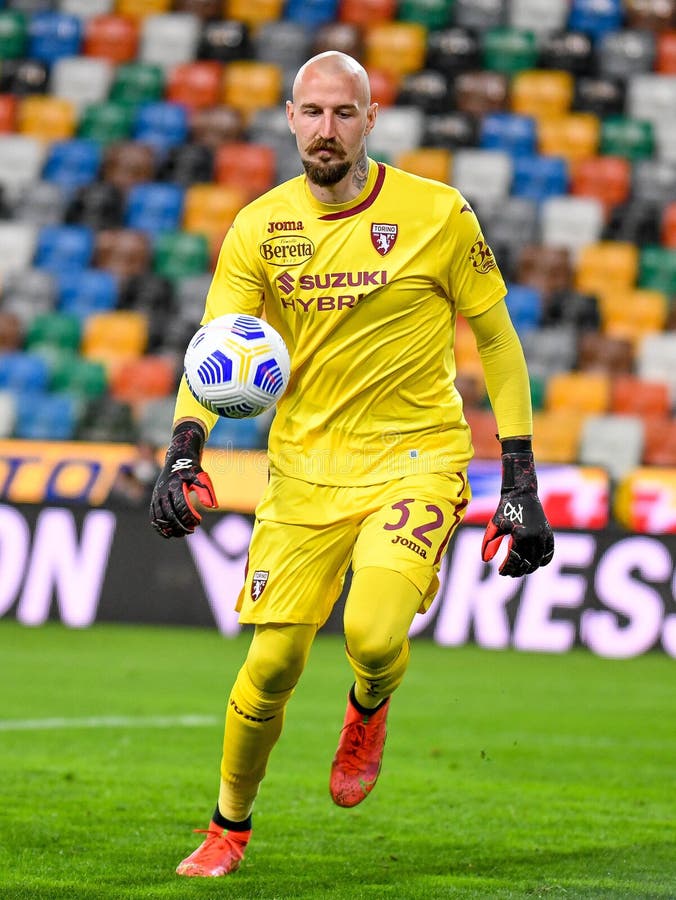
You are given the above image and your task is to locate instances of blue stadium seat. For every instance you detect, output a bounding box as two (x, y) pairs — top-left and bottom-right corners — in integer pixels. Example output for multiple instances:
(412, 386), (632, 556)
(505, 283), (543, 335)
(124, 182), (185, 237)
(285, 0), (340, 29)
(480, 112), (537, 157)
(27, 12), (83, 64)
(33, 224), (95, 271)
(13, 389), (80, 440)
(511, 154), (568, 203)
(567, 0), (623, 42)
(133, 102), (189, 156)
(56, 268), (119, 320)
(208, 415), (265, 450)
(0, 351), (50, 392)
(42, 139), (102, 193)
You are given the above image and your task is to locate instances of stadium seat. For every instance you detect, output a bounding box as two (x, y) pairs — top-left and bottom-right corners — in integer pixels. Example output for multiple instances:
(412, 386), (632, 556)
(51, 56), (114, 114)
(546, 370), (611, 414)
(81, 309), (149, 365)
(43, 139), (102, 193)
(479, 112), (536, 157)
(189, 105), (245, 150)
(42, 348), (108, 400)
(27, 12), (82, 63)
(34, 224), (94, 272)
(504, 283), (542, 335)
(516, 245), (572, 300)
(423, 111), (477, 150)
(284, 0), (338, 29)
(661, 202), (676, 247)
(611, 374), (671, 419)
(208, 414), (265, 450)
(642, 416), (676, 467)
(397, 0), (453, 29)
(221, 61), (283, 123)
(339, 0), (396, 27)
(521, 324), (578, 379)
(627, 73), (676, 130)
(18, 96), (77, 141)
(463, 408), (499, 460)
(573, 75), (625, 119)
(110, 354), (177, 404)
(198, 19), (251, 63)
(362, 106), (425, 159)
(173, 272), (212, 325)
(598, 29), (656, 82)
(365, 67), (399, 108)
(133, 102), (189, 156)
(600, 116), (654, 162)
(633, 159), (676, 207)
(78, 101), (135, 145)
(570, 155), (631, 214)
(0, 389), (17, 439)
(576, 331), (634, 376)
(396, 70), (452, 115)
(537, 30), (594, 76)
(110, 62), (165, 105)
(453, 0), (508, 30)
(173, 0), (223, 18)
(603, 198), (661, 247)
(532, 408), (584, 464)
(118, 272), (175, 351)
(139, 12), (201, 70)
(0, 350), (50, 392)
(312, 20), (363, 59)
(13, 390), (80, 441)
(116, 0), (172, 19)
(579, 414), (645, 480)
(638, 245), (676, 295)
(0, 11), (27, 59)
(511, 70), (574, 120)
(102, 141), (156, 192)
(568, 0), (623, 41)
(94, 228), (152, 279)
(0, 59), (49, 97)
(625, 0), (676, 30)
(25, 310), (81, 352)
(66, 182), (125, 230)
(60, 2), (114, 20)
(157, 142), (214, 187)
(449, 149), (512, 206)
(511, 154), (568, 203)
(482, 27), (538, 75)
(0, 266), (57, 326)
(654, 118), (676, 164)
(214, 142), (276, 200)
(0, 95), (17, 133)
(166, 61), (223, 111)
(426, 28), (480, 81)
(475, 196), (538, 279)
(0, 311), (23, 352)
(56, 267), (119, 320)
(182, 183), (247, 255)
(454, 71), (509, 116)
(363, 22), (427, 79)
(10, 181), (67, 227)
(225, 0), (284, 29)
(84, 14), (139, 63)
(393, 147), (451, 184)
(137, 395), (175, 446)
(0, 222), (38, 280)
(541, 288), (600, 331)
(153, 230), (210, 282)
(540, 196), (605, 259)
(597, 288), (668, 346)
(656, 30), (676, 73)
(537, 113), (600, 164)
(76, 395), (138, 443)
(509, 0), (568, 37)
(124, 182), (185, 237)
(574, 241), (639, 297)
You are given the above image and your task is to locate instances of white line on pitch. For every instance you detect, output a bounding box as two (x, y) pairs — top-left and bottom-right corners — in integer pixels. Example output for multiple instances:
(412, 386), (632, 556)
(0, 714), (220, 732)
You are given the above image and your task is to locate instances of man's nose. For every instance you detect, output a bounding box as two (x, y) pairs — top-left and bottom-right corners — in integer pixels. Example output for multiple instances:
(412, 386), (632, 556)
(319, 112), (336, 138)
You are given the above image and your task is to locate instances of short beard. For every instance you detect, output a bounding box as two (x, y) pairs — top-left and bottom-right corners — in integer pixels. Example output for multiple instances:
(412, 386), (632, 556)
(302, 159), (351, 187)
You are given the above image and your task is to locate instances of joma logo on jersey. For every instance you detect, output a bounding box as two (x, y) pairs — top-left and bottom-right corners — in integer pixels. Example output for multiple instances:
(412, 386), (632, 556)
(371, 223), (398, 256)
(260, 235), (315, 266)
(267, 220), (303, 233)
(391, 534), (428, 559)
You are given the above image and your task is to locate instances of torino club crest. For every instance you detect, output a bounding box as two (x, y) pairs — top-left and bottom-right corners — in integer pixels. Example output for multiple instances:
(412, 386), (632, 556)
(371, 223), (398, 256)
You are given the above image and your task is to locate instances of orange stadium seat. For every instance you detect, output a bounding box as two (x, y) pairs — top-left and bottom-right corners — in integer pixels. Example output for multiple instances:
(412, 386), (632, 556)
(82, 310), (149, 367)
(454, 316), (483, 380)
(339, 0), (396, 27)
(183, 183), (247, 255)
(625, 0), (676, 31)
(224, 0), (285, 30)
(115, 0), (172, 20)
(464, 408), (499, 460)
(363, 22), (427, 81)
(94, 228), (152, 279)
(189, 106), (245, 150)
(577, 331), (634, 375)
(214, 142), (276, 201)
(166, 61), (223, 111)
(366, 67), (399, 106)
(110, 354), (177, 403)
(611, 374), (671, 419)
(661, 201), (676, 247)
(642, 416), (676, 467)
(102, 141), (156, 192)
(570, 155), (632, 213)
(221, 61), (283, 123)
(597, 288), (669, 346)
(532, 409), (584, 464)
(313, 22), (364, 59)
(0, 95), (17, 133)
(546, 371), (611, 414)
(84, 15), (139, 63)
(454, 71), (509, 116)
(394, 147), (451, 183)
(575, 241), (639, 296)
(656, 31), (676, 73)
(537, 113), (601, 164)
(18, 96), (77, 142)
(511, 69), (574, 120)
(516, 244), (572, 299)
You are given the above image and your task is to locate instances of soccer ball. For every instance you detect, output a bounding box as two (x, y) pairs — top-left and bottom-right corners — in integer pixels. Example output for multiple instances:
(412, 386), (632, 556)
(183, 314), (291, 418)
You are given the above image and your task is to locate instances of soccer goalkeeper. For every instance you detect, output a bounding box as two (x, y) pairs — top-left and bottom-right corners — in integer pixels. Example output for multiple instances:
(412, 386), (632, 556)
(150, 50), (554, 878)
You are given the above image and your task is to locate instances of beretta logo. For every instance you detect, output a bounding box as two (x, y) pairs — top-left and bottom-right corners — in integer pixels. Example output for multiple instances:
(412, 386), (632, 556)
(260, 235), (315, 267)
(371, 223), (398, 256)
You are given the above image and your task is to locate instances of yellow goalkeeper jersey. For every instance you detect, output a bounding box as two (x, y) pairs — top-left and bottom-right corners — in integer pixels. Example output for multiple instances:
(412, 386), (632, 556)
(176, 159), (507, 485)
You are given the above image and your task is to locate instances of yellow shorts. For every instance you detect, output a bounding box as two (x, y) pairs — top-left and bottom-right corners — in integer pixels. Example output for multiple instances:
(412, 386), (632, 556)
(236, 470), (471, 627)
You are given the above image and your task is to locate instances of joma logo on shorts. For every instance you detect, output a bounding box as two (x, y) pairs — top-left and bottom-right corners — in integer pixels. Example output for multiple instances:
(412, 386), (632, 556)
(391, 534), (428, 559)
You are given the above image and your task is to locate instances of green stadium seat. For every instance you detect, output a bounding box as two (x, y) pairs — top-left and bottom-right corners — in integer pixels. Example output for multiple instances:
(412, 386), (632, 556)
(78, 102), (135, 145)
(0, 11), (27, 59)
(482, 28), (538, 75)
(153, 231), (210, 282)
(110, 62), (164, 106)
(600, 116), (654, 162)
(46, 349), (108, 398)
(638, 246), (676, 295)
(398, 0), (454, 30)
(24, 311), (81, 352)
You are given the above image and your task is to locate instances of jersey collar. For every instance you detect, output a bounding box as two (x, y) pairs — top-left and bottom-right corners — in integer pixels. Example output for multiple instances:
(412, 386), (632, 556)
(303, 159), (386, 221)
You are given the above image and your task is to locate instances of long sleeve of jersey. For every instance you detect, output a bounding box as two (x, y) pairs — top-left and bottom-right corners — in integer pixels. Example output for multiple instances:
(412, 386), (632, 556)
(466, 298), (533, 439)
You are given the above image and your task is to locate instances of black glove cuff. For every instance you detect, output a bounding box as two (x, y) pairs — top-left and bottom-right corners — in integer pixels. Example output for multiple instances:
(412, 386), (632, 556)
(167, 420), (206, 464)
(500, 438), (532, 454)
(500, 441), (536, 495)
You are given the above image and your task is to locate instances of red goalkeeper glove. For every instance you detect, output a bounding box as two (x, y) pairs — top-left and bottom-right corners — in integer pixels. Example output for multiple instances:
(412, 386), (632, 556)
(481, 438), (554, 577)
(150, 421), (217, 539)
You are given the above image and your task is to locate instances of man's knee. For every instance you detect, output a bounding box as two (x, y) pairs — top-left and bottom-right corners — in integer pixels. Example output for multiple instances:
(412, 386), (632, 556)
(245, 623), (316, 693)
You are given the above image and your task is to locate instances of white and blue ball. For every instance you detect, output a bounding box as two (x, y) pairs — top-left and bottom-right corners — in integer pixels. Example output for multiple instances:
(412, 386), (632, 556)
(184, 314), (291, 418)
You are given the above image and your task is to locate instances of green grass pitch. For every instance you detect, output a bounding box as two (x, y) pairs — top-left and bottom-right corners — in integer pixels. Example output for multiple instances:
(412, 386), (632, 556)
(0, 620), (673, 899)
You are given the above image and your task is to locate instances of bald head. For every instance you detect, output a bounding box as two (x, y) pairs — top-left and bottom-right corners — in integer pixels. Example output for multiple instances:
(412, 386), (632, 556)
(292, 52), (371, 107)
